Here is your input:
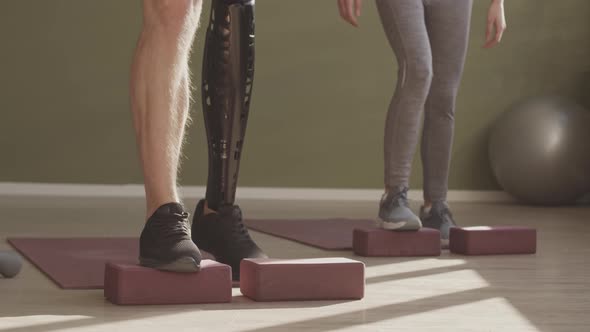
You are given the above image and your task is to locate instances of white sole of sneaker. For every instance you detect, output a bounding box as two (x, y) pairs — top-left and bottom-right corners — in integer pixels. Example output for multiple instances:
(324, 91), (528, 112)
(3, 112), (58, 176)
(378, 218), (422, 231)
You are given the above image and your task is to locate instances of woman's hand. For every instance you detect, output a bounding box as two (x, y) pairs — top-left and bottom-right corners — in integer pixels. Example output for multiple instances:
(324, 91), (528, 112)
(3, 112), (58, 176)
(338, 0), (363, 27)
(484, 0), (507, 48)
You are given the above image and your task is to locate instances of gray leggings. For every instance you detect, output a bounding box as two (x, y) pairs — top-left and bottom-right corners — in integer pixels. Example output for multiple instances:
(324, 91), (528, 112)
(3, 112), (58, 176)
(376, 0), (473, 202)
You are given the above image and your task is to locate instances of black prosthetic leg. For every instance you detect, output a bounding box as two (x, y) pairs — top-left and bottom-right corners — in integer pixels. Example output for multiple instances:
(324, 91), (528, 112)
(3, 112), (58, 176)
(193, 0), (265, 281)
(202, 0), (255, 211)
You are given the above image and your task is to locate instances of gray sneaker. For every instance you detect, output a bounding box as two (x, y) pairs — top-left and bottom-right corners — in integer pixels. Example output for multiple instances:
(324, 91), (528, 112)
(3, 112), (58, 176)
(420, 201), (457, 248)
(378, 187), (422, 231)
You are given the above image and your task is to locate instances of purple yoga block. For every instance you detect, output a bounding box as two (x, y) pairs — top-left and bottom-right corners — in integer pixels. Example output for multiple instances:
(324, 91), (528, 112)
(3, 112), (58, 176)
(104, 260), (232, 305)
(353, 227), (441, 257)
(240, 258), (365, 301)
(449, 226), (537, 255)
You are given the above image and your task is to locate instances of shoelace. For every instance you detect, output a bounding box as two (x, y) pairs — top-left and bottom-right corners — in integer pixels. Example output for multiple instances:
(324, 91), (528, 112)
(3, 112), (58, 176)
(430, 206), (456, 226)
(383, 187), (410, 208)
(225, 210), (252, 244)
(152, 212), (191, 240)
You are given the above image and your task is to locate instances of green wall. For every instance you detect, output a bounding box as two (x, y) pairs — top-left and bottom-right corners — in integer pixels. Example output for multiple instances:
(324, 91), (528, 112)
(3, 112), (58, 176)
(1, 0), (589, 189)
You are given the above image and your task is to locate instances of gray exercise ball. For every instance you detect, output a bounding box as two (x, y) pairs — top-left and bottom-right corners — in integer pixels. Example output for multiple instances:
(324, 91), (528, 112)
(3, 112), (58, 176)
(489, 96), (590, 205)
(0, 251), (23, 278)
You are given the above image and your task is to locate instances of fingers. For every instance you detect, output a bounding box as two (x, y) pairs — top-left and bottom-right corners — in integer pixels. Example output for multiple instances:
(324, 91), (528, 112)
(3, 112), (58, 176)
(484, 18), (495, 48)
(355, 0), (362, 17)
(484, 34), (498, 48)
(337, 0), (359, 27)
(346, 0), (358, 26)
(484, 19), (506, 48)
(496, 21), (506, 43)
(337, 0), (347, 22)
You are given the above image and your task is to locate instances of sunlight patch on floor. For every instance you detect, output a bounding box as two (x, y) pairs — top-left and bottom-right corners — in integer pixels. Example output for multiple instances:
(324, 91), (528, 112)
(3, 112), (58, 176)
(333, 297), (540, 332)
(364, 258), (467, 279)
(0, 315), (92, 331)
(366, 269), (490, 301)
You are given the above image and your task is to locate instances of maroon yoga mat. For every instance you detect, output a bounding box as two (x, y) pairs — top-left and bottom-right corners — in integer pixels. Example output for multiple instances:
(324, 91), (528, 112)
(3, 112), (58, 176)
(244, 218), (375, 250)
(8, 218), (373, 288)
(8, 237), (138, 289)
(7, 237), (213, 289)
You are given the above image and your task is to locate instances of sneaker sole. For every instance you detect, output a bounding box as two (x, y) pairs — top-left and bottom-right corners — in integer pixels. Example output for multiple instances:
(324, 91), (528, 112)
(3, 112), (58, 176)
(421, 225), (451, 249)
(378, 218), (422, 231)
(139, 256), (201, 273)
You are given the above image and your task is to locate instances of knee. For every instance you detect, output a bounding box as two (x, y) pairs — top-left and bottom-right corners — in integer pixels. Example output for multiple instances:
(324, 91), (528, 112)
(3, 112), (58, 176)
(408, 62), (433, 86)
(143, 0), (201, 29)
(426, 80), (460, 119)
(400, 60), (433, 95)
(430, 77), (460, 104)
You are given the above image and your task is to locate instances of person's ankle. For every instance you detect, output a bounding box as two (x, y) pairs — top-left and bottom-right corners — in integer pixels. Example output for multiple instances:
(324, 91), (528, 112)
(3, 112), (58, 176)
(423, 200), (450, 211)
(146, 197), (181, 221)
(385, 185), (409, 195)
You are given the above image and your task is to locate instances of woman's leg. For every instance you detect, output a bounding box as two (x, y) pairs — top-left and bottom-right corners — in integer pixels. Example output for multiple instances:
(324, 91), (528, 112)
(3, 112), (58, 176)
(377, 0), (433, 192)
(420, 0), (473, 247)
(376, 0), (431, 230)
(421, 0), (473, 205)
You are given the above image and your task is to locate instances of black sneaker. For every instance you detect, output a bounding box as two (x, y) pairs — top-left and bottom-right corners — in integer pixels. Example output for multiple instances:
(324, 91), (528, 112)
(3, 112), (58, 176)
(139, 203), (202, 272)
(192, 199), (267, 281)
(419, 201), (457, 249)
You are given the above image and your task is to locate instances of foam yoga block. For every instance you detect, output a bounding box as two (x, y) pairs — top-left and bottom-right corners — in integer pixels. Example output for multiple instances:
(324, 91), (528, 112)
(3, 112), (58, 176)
(240, 258), (365, 301)
(0, 251), (23, 278)
(353, 228), (441, 257)
(104, 260), (232, 305)
(450, 226), (537, 255)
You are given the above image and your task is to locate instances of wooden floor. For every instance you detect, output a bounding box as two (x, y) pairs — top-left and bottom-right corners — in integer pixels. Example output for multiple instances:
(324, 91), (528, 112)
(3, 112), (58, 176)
(1, 195), (589, 332)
